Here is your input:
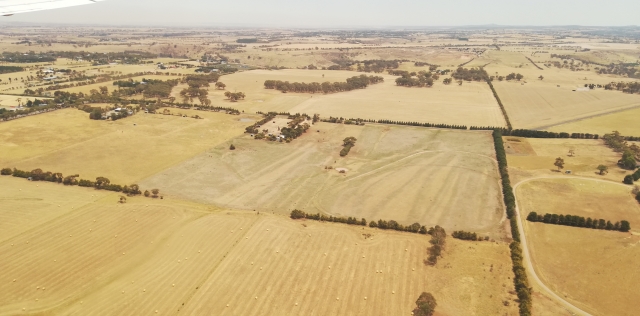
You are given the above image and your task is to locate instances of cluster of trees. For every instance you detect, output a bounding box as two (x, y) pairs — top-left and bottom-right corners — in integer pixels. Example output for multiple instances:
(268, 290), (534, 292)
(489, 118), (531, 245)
(224, 91), (246, 102)
(413, 292), (437, 316)
(451, 67), (489, 81)
(493, 130), (532, 316)
(0, 66), (24, 74)
(623, 169), (640, 185)
(486, 80), (512, 130)
(452, 231), (489, 241)
(503, 73), (524, 81)
(395, 71), (438, 88)
(1, 167), (149, 195)
(279, 114), (311, 142)
(114, 78), (180, 98)
(263, 75), (384, 94)
(602, 131), (639, 171)
(1, 52), (56, 63)
(605, 81), (640, 95)
(426, 226), (446, 266)
(340, 137), (357, 157)
(598, 64), (640, 79)
(356, 60), (401, 73)
(527, 212), (631, 232)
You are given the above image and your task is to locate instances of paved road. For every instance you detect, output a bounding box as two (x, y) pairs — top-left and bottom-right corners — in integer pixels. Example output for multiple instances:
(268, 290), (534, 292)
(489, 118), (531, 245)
(513, 175), (632, 316)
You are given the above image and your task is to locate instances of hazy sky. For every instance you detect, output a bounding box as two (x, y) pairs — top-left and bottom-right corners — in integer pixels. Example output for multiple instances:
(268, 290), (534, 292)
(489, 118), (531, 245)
(4, 0), (640, 27)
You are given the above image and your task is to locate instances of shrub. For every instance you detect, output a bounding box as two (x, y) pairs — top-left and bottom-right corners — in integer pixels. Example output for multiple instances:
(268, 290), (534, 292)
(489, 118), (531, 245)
(413, 292), (437, 316)
(230, 144), (236, 150)
(290, 209), (306, 219)
(452, 230), (479, 241)
(624, 175), (635, 184)
(0, 168), (12, 175)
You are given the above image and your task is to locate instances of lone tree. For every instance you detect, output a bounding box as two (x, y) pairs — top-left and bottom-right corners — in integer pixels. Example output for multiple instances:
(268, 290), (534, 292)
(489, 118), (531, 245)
(538, 75), (544, 80)
(119, 196), (127, 204)
(597, 165), (609, 175)
(554, 157), (565, 171)
(230, 144), (236, 150)
(151, 189), (160, 198)
(144, 190), (150, 197)
(215, 82), (226, 90)
(343, 137), (357, 147)
(413, 292), (437, 316)
(568, 149), (575, 157)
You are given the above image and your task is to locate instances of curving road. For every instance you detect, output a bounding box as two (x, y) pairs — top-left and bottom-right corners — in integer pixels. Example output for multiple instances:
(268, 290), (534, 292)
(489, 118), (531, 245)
(513, 175), (633, 316)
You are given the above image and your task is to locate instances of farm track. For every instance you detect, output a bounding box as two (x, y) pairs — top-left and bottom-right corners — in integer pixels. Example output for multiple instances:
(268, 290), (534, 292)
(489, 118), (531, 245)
(513, 175), (633, 316)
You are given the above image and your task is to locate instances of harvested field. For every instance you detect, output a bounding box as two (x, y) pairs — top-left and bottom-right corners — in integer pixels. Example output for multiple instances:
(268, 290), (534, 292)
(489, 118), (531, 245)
(546, 107), (640, 137)
(196, 69), (505, 127)
(524, 224), (640, 316)
(517, 178), (640, 315)
(483, 50), (640, 130)
(505, 137), (630, 182)
(0, 179), (517, 316)
(142, 123), (505, 234)
(0, 108), (251, 183)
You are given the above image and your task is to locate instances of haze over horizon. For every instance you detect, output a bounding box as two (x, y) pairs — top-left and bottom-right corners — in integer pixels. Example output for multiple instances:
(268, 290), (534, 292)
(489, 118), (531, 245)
(3, 0), (640, 28)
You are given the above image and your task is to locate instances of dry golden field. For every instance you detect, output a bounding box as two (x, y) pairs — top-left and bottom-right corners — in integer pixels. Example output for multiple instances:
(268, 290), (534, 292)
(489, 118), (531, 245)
(142, 122), (506, 235)
(547, 107), (640, 137)
(202, 69), (505, 127)
(517, 178), (640, 315)
(0, 176), (518, 316)
(482, 50), (640, 130)
(505, 137), (631, 182)
(0, 108), (251, 184)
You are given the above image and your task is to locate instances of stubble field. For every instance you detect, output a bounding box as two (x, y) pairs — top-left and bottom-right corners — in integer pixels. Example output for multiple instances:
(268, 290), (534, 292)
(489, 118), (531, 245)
(0, 176), (518, 316)
(0, 108), (251, 184)
(517, 178), (640, 316)
(142, 122), (505, 234)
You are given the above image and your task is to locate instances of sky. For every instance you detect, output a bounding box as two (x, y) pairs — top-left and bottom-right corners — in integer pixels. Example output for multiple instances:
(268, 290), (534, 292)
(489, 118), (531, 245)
(3, 0), (640, 28)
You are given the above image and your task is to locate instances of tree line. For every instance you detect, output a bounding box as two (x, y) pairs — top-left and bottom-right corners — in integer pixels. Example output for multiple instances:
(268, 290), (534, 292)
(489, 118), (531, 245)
(290, 209), (429, 234)
(0, 66), (24, 74)
(114, 78), (180, 99)
(0, 167), (157, 196)
(486, 80), (513, 130)
(623, 169), (640, 185)
(602, 131), (639, 172)
(263, 75), (384, 94)
(493, 130), (532, 316)
(526, 212), (631, 232)
(451, 230), (490, 241)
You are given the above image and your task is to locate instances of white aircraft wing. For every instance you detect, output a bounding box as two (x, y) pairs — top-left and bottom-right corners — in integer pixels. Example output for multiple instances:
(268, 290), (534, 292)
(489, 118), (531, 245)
(0, 0), (105, 16)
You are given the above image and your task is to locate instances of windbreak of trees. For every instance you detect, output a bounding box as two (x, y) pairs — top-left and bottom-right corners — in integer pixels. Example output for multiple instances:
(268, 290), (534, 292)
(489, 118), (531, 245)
(245, 112), (277, 134)
(602, 131), (639, 171)
(451, 67), (489, 81)
(1, 52), (56, 63)
(426, 226), (446, 266)
(263, 75), (383, 94)
(527, 212), (631, 232)
(236, 38), (258, 43)
(452, 231), (490, 241)
(0, 103), (60, 122)
(486, 80), (512, 130)
(525, 57), (543, 70)
(1, 167), (144, 195)
(492, 129), (532, 316)
(290, 210), (429, 234)
(0, 66), (24, 74)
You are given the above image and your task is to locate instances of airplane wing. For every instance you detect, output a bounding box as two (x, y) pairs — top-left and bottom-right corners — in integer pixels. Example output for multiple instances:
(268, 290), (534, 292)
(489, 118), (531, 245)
(1, 0), (105, 16)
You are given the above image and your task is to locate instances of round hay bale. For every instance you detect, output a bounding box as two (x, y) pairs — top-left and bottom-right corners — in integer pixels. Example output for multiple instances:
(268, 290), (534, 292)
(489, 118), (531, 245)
(143, 289), (146, 292)
(392, 291), (395, 294)
(336, 297), (339, 301)
(172, 284), (175, 287)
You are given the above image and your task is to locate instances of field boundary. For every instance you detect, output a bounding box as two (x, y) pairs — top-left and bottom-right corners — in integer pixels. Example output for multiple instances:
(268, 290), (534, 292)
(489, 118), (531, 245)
(487, 80), (513, 130)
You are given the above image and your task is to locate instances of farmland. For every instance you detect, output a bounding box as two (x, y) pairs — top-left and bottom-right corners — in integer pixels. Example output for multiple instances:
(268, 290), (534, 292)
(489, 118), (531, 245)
(517, 178), (640, 316)
(0, 177), (518, 316)
(0, 108), (250, 184)
(142, 122), (505, 235)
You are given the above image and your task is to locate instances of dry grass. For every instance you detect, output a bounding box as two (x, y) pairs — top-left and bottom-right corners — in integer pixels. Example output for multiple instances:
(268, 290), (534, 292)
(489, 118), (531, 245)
(0, 178), (517, 316)
(142, 122), (505, 235)
(0, 108), (251, 183)
(505, 137), (630, 182)
(547, 107), (640, 137)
